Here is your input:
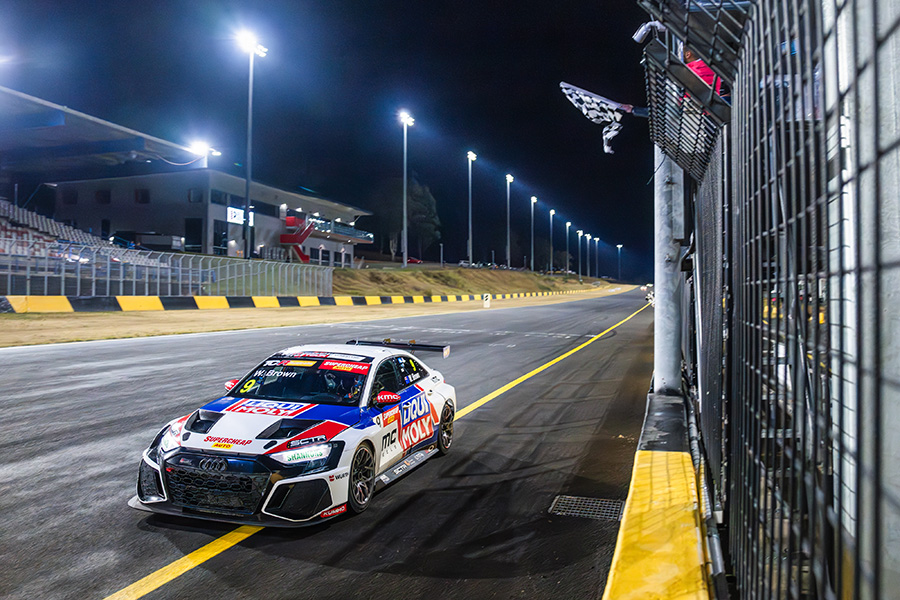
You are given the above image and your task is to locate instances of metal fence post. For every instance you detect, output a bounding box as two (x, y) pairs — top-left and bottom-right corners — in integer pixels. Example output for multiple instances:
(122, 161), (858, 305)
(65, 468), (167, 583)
(653, 146), (684, 394)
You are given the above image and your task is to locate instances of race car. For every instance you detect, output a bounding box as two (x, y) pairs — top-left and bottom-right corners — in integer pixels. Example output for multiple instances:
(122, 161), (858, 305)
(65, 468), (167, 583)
(129, 340), (456, 527)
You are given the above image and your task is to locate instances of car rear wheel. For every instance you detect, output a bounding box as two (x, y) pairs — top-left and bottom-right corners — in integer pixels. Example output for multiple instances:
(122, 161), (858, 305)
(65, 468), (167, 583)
(437, 402), (454, 455)
(348, 443), (375, 514)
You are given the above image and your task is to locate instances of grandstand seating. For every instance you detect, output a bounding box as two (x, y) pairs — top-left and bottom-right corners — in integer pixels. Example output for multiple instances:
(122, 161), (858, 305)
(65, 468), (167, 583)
(0, 198), (163, 267)
(0, 198), (108, 247)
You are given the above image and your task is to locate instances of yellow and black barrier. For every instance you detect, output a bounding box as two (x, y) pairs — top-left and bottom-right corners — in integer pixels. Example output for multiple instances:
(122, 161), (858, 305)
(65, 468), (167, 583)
(601, 394), (710, 600)
(0, 290), (588, 313)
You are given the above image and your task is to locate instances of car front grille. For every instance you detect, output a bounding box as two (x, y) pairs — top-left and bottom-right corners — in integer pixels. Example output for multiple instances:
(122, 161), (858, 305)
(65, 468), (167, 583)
(163, 459), (270, 516)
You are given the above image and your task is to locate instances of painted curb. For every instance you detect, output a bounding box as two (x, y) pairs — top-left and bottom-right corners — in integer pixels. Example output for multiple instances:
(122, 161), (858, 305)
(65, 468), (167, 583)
(0, 289), (590, 313)
(601, 393), (711, 600)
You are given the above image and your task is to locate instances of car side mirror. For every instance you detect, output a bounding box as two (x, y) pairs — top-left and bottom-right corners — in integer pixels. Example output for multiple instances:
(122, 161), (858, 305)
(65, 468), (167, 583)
(373, 390), (400, 407)
(225, 379), (240, 391)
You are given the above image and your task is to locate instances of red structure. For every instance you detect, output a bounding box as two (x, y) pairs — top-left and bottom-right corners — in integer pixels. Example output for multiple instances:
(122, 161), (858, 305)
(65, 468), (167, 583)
(279, 216), (315, 262)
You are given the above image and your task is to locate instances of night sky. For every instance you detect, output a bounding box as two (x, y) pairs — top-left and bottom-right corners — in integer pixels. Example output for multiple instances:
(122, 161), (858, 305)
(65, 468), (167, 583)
(1, 1), (654, 280)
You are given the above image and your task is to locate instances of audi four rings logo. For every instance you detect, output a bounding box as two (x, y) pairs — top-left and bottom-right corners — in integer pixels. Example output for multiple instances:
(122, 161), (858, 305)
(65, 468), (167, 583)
(198, 458), (228, 471)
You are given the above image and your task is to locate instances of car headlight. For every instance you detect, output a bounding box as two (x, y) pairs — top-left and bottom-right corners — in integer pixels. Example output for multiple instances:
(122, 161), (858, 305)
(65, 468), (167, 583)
(159, 426), (181, 452)
(270, 443), (334, 466)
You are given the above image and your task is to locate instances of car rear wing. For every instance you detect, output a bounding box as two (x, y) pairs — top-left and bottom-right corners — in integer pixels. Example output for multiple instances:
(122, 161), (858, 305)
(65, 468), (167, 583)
(346, 339), (451, 359)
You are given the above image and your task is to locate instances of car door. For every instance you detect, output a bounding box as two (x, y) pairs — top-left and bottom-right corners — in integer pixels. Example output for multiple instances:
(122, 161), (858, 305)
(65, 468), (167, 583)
(393, 355), (441, 457)
(368, 358), (404, 471)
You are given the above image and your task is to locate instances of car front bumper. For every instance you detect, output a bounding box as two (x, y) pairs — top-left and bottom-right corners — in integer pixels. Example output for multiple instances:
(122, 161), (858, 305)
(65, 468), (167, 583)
(133, 448), (350, 527)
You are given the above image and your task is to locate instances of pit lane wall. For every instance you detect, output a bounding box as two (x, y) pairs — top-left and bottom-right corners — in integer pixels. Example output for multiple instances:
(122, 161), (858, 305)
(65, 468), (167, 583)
(601, 393), (711, 600)
(0, 290), (587, 313)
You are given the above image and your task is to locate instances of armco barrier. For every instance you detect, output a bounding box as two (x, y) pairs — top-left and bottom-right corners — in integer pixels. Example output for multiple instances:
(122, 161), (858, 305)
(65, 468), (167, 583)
(0, 290), (588, 313)
(601, 394), (710, 600)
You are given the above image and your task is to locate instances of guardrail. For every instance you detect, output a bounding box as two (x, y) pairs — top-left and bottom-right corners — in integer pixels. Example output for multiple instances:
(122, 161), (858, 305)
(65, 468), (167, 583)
(0, 238), (332, 297)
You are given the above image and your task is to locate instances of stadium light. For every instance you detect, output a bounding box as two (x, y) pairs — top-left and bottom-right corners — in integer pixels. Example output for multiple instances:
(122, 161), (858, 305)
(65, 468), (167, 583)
(236, 30), (266, 259)
(549, 209), (555, 273)
(467, 151), (477, 265)
(505, 174), (513, 268)
(399, 110), (414, 267)
(617, 244), (624, 280)
(530, 196), (537, 271)
(577, 229), (583, 282)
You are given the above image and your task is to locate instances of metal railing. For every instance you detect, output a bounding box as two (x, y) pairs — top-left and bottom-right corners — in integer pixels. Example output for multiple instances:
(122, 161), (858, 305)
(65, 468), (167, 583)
(307, 217), (374, 242)
(0, 238), (333, 297)
(640, 0), (900, 597)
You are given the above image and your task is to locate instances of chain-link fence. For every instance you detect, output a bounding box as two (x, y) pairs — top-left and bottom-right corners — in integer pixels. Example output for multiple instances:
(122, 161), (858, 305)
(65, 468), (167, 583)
(639, 0), (900, 597)
(0, 238), (332, 297)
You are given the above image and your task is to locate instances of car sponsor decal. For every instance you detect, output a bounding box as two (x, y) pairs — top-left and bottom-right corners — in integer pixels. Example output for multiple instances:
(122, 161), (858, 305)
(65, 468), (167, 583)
(319, 360), (371, 374)
(381, 429), (399, 451)
(382, 405), (400, 425)
(263, 359), (317, 367)
(398, 394), (439, 451)
(211, 443), (232, 449)
(328, 472), (348, 481)
(295, 352), (369, 362)
(320, 504), (347, 518)
(224, 398), (309, 417)
(399, 415), (435, 450)
(204, 436), (252, 446)
(295, 351), (330, 359)
(287, 435), (326, 449)
(265, 420), (349, 455)
(400, 394), (432, 425)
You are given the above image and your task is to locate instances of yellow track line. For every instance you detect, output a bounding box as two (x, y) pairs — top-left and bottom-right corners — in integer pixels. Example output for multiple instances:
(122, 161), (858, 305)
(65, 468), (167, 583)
(455, 302), (651, 420)
(104, 525), (262, 599)
(105, 302), (650, 599)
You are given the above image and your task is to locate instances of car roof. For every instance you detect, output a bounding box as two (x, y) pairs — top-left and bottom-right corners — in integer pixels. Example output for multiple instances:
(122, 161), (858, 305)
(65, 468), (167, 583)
(272, 343), (404, 360)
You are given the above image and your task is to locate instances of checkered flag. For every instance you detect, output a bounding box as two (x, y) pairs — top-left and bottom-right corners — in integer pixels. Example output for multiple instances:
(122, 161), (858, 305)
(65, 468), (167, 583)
(560, 81), (628, 154)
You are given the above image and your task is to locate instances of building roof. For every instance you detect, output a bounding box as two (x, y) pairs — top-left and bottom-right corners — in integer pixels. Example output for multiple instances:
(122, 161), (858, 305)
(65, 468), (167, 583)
(0, 85), (203, 173)
(0, 85), (371, 220)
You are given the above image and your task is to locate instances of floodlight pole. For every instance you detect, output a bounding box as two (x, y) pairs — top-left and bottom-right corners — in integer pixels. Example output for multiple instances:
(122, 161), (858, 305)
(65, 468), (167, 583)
(617, 244), (623, 280)
(243, 50), (255, 259)
(400, 112), (414, 268)
(505, 174), (513, 268)
(577, 230), (583, 283)
(402, 120), (408, 267)
(549, 209), (555, 273)
(237, 33), (266, 260)
(565, 222), (571, 274)
(586, 234), (592, 280)
(530, 196), (537, 271)
(467, 152), (476, 265)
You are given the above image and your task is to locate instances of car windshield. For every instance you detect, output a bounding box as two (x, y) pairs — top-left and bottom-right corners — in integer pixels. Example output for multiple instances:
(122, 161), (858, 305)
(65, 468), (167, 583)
(231, 358), (369, 406)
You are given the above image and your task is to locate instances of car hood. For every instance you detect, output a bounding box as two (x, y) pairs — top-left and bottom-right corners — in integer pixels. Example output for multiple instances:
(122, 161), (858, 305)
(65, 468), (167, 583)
(179, 396), (361, 455)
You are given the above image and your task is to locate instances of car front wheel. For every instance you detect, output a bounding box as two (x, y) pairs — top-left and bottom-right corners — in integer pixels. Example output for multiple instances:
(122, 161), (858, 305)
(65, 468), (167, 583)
(348, 443), (375, 514)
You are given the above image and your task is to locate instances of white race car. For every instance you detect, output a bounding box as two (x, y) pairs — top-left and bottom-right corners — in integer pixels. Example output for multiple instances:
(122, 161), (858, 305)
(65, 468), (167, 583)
(130, 340), (456, 526)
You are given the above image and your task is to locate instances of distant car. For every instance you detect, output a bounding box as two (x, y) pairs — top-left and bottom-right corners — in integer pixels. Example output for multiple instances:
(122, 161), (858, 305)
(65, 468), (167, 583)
(407, 257), (423, 264)
(130, 340), (456, 527)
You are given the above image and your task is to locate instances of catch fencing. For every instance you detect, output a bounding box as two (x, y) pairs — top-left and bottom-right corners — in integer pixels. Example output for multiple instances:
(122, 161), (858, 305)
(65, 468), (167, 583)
(0, 238), (332, 297)
(638, 0), (900, 597)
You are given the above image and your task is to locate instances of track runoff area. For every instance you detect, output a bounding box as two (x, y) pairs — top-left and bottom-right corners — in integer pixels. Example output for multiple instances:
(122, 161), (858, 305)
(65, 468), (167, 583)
(0, 292), (652, 598)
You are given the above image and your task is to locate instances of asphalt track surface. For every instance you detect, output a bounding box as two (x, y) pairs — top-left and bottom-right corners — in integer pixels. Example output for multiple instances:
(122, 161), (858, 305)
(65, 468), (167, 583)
(0, 290), (653, 600)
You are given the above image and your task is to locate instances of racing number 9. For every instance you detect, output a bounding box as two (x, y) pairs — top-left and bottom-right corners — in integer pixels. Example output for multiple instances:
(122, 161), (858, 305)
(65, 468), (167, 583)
(239, 379), (258, 393)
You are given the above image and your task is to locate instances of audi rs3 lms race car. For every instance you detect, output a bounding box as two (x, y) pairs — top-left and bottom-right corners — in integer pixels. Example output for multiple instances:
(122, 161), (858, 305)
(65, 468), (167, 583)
(129, 340), (456, 526)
